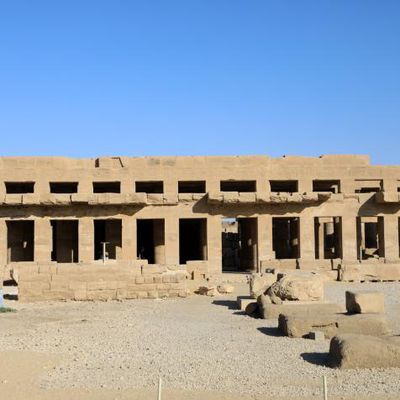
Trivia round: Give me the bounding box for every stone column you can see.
[318,220,325,260]
[34,218,52,262]
[299,216,315,260]
[207,215,222,275]
[153,219,166,264]
[342,217,358,262]
[0,219,7,265]
[257,215,273,266]
[121,216,136,261]
[165,216,179,265]
[78,217,94,262]
[383,215,399,261]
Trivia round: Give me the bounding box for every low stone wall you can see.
[340,262,400,282]
[13,262,188,302]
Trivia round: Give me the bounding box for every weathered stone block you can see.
[279,313,391,339]
[249,273,276,298]
[346,290,385,314]
[328,334,400,369]
[258,296,343,319]
[309,331,325,341]
[237,296,257,311]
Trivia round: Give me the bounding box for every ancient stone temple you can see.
[1,154,400,301]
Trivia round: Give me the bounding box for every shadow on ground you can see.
[301,352,328,366]
[257,327,283,337]
[212,300,238,310]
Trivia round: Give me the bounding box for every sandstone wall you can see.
[15,262,188,302]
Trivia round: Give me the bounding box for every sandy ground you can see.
[1,282,400,400]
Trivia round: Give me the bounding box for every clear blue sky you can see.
[0,1,399,164]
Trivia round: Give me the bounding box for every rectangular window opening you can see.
[220,180,256,192]
[270,180,298,193]
[178,181,206,193]
[50,182,78,194]
[135,181,164,194]
[313,180,341,194]
[5,182,35,194]
[355,180,383,194]
[93,181,121,193]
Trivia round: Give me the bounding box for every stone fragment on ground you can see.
[266,273,324,302]
[328,333,400,369]
[257,294,343,319]
[217,283,235,294]
[279,313,392,339]
[346,290,385,314]
[249,273,276,298]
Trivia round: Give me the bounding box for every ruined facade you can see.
[2,154,400,300]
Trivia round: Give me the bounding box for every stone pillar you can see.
[207,215,222,275]
[164,178,177,197]
[342,217,358,262]
[153,219,166,264]
[318,220,325,260]
[383,215,399,261]
[298,179,312,193]
[121,216,136,261]
[201,219,208,261]
[0,219,7,265]
[340,179,355,194]
[257,215,273,264]
[165,216,179,265]
[382,179,397,193]
[120,176,132,195]
[79,217,94,262]
[299,216,315,260]
[34,218,52,262]
[78,178,92,194]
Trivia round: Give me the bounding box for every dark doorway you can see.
[7,220,34,262]
[179,218,207,264]
[357,217,384,260]
[94,219,122,260]
[137,219,165,264]
[51,220,79,263]
[222,217,258,272]
[272,217,300,259]
[314,217,342,259]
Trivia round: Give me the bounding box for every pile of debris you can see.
[238,271,341,318]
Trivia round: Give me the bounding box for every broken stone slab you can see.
[217,283,235,294]
[279,313,391,339]
[237,296,257,312]
[267,273,324,302]
[249,273,276,298]
[346,290,385,314]
[328,334,400,369]
[197,286,219,296]
[309,331,325,341]
[257,295,343,319]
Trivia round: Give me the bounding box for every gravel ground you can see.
[1,282,400,399]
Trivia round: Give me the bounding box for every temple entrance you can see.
[222,217,258,272]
